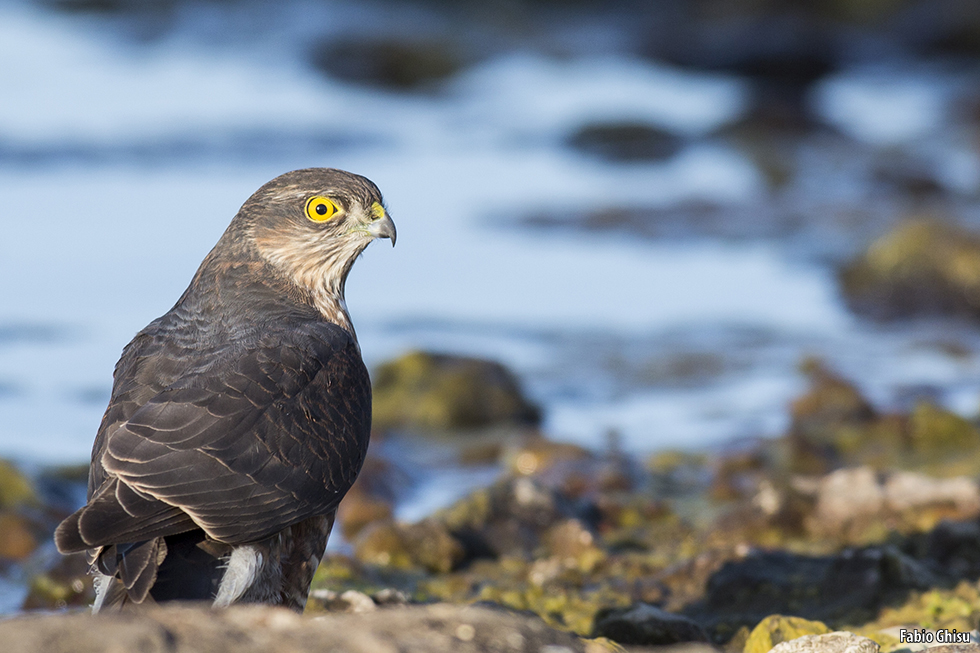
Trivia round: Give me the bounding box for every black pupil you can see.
[315,202,328,215]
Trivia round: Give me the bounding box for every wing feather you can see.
[55,321,371,553]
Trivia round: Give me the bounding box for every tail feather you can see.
[53,510,86,554]
[118,539,167,602]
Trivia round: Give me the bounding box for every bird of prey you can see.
[55,168,396,612]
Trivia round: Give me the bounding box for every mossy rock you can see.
[786,359,876,474]
[744,615,832,653]
[908,402,980,458]
[0,512,38,561]
[434,476,578,560]
[21,552,94,610]
[0,459,36,509]
[860,581,980,635]
[839,219,980,321]
[353,519,464,574]
[372,351,541,431]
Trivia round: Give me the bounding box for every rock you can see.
[353,518,464,573]
[867,582,980,638]
[788,359,876,474]
[566,122,683,163]
[308,588,377,613]
[0,603,591,653]
[542,519,603,571]
[768,632,879,653]
[336,454,402,541]
[928,645,980,653]
[503,438,593,478]
[884,472,980,515]
[372,351,541,431]
[743,615,831,653]
[592,603,709,646]
[21,551,94,610]
[0,459,36,509]
[921,521,980,579]
[0,511,38,561]
[811,467,884,534]
[907,402,980,460]
[691,547,937,632]
[338,485,395,542]
[839,219,980,321]
[310,37,465,91]
[436,476,580,560]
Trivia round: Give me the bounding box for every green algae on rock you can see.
[0,459,37,510]
[21,551,94,610]
[743,615,832,653]
[353,518,464,574]
[839,219,980,321]
[372,351,541,432]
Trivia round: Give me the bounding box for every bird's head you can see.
[229,168,396,306]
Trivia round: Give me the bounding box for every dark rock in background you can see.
[566,122,683,163]
[593,603,710,645]
[687,546,940,632]
[310,38,467,92]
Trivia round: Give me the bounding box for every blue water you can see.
[3,1,980,504]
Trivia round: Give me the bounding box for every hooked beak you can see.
[367,203,396,246]
[375,213,396,246]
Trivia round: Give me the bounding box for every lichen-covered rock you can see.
[436,476,580,561]
[353,518,464,573]
[21,551,94,610]
[336,454,402,541]
[788,359,876,474]
[907,402,980,460]
[542,519,604,572]
[0,511,38,561]
[372,351,541,431]
[839,219,980,321]
[0,459,36,509]
[592,603,709,646]
[744,615,832,653]
[566,122,683,162]
[769,632,879,653]
[503,438,593,478]
[864,580,980,636]
[338,485,395,542]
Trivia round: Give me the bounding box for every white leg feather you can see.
[91,572,112,614]
[213,545,263,608]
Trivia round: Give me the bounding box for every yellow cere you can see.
[305,196,339,222]
[371,202,386,220]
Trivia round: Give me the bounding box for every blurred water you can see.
[2,0,980,479]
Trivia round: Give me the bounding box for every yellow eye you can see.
[305,196,339,222]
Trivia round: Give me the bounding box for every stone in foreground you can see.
[0,603,591,653]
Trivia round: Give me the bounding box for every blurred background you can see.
[3,0,980,615]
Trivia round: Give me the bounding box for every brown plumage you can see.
[54,168,396,612]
